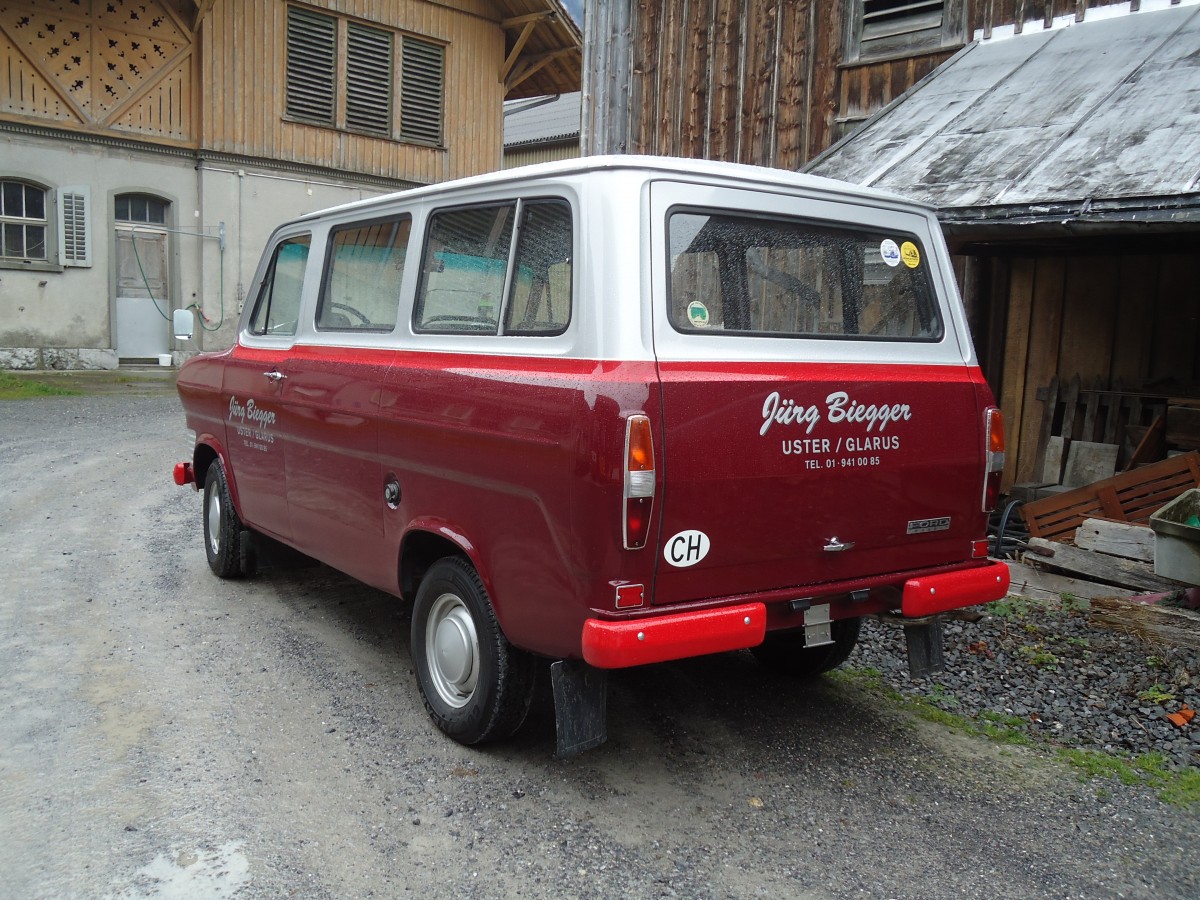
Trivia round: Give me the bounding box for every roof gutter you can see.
[939,194,1200,238]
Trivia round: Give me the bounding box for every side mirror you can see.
[173,308,195,341]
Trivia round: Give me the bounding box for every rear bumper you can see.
[901,560,1010,617]
[582,602,767,669]
[173,461,195,486]
[580,560,1010,669]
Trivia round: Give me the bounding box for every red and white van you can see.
[174,157,1009,755]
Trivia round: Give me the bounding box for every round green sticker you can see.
[687,300,710,328]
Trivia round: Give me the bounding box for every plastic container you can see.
[157,353,173,367]
[1150,489,1200,585]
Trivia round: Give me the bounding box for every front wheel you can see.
[202,459,252,578]
[411,557,536,745]
[750,616,861,677]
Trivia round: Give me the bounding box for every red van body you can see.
[175,157,1009,754]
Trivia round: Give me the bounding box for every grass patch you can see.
[1059,748,1200,806]
[1136,684,1176,705]
[837,667,1031,746]
[0,371,80,399]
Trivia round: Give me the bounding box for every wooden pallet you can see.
[1020,451,1200,541]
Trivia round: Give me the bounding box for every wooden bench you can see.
[1020,451,1200,541]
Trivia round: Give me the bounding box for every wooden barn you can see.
[583,0,1200,485]
[0,0,581,366]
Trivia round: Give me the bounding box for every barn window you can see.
[285,6,443,144]
[0,179,48,263]
[400,37,444,145]
[845,1,964,63]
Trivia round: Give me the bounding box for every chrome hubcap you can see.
[207,487,221,556]
[426,592,479,708]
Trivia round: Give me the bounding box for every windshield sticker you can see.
[686,300,711,328]
[880,239,901,267]
[761,390,912,468]
[901,241,921,269]
[228,396,276,453]
[664,530,710,568]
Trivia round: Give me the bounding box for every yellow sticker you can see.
[900,241,921,269]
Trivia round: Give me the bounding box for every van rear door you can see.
[648,181,990,607]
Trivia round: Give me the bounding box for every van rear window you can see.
[667,211,943,341]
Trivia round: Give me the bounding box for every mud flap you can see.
[550,659,608,758]
[238,531,258,578]
[904,620,945,679]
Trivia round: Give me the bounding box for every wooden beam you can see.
[192,0,217,33]
[501,20,538,83]
[505,48,573,93]
[1026,537,1185,594]
[1090,596,1200,650]
[1004,561,1134,604]
[500,12,555,30]
[1074,518,1155,563]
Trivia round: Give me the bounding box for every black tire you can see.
[751,616,862,678]
[202,459,251,579]
[411,556,536,745]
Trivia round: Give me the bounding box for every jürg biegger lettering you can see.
[762,390,911,462]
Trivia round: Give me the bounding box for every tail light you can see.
[623,414,656,549]
[982,407,1005,512]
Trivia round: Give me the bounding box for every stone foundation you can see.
[0,348,119,370]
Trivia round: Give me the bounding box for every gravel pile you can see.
[851,599,1200,770]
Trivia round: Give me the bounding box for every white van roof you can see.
[294,155,930,224]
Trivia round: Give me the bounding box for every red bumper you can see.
[901,561,1010,617]
[173,462,195,486]
[582,602,767,669]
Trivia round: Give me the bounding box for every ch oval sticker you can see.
[664,530,710,568]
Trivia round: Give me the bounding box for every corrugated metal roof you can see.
[503,92,581,147]
[807,2,1200,226]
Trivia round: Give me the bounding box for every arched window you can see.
[115,193,168,225]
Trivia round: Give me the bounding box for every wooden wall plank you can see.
[998,257,1035,489]
[1150,254,1198,383]
[1111,253,1157,382]
[1014,257,1066,484]
[774,0,807,169]
[740,0,774,166]
[1057,255,1118,383]
[709,0,739,162]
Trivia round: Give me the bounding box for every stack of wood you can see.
[1006,517,1200,650]
[1010,375,1200,503]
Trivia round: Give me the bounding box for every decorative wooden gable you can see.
[0,0,195,142]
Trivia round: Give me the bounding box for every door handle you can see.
[823,537,855,552]
[263,370,286,382]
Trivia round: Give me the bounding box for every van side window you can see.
[667,211,942,341]
[505,200,572,336]
[317,216,411,331]
[248,235,311,337]
[414,204,514,333]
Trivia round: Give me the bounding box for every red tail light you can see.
[983,407,1005,512]
[623,415,655,549]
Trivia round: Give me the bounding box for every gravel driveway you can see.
[1,389,1197,899]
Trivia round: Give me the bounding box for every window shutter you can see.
[861,0,944,42]
[401,37,444,145]
[346,23,392,136]
[59,186,90,268]
[286,8,336,125]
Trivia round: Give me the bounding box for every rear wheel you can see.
[751,616,861,677]
[202,460,251,578]
[411,557,536,744]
